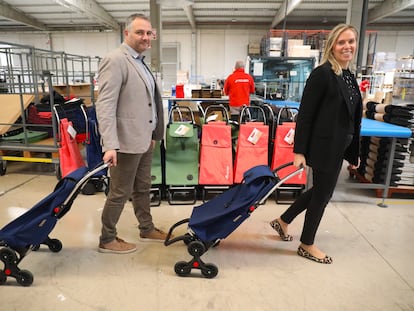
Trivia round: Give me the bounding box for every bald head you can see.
[235,61,245,69]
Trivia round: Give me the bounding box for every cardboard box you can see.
[268,50,282,57]
[288,45,311,57]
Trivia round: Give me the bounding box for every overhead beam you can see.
[270,0,303,29]
[183,4,196,31]
[0,1,48,31]
[368,0,414,22]
[53,0,119,30]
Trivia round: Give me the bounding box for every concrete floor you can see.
[0,162,413,311]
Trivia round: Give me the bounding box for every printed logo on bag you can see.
[247,128,263,145]
[284,128,295,145]
[174,124,190,136]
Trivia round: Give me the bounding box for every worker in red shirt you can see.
[224,60,255,120]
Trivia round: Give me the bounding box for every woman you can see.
[269,24,363,264]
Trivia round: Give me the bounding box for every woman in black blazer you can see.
[270,24,363,264]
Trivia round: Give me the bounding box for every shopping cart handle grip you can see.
[272,161,294,173]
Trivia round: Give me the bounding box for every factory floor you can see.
[0,161,413,311]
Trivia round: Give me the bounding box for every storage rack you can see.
[0,41,99,177]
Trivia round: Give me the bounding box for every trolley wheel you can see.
[0,270,7,285]
[0,161,6,176]
[201,263,219,279]
[187,241,206,257]
[94,179,104,192]
[0,247,17,264]
[32,245,40,251]
[48,239,62,252]
[15,270,34,287]
[174,261,191,277]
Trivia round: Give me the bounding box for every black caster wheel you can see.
[32,245,40,251]
[0,270,7,285]
[187,241,206,257]
[48,239,62,252]
[201,263,219,279]
[0,160,6,176]
[94,179,104,192]
[174,261,191,277]
[0,247,17,264]
[16,270,34,287]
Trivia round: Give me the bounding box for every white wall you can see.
[376,31,414,58]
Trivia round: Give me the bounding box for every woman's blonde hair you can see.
[320,23,358,76]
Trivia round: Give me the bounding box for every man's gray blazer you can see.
[96,44,164,154]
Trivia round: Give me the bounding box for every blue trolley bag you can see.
[80,106,109,195]
[188,165,277,242]
[0,163,108,286]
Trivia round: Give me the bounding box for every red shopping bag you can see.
[271,122,306,184]
[233,122,269,183]
[59,118,85,178]
[199,121,233,185]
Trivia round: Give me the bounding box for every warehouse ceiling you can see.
[0,0,413,33]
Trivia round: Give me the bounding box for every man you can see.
[96,13,166,254]
[223,60,255,118]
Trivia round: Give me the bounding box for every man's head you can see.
[235,60,245,69]
[124,14,153,54]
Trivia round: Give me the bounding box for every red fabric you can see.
[223,68,255,107]
[233,122,269,183]
[199,121,233,185]
[28,105,52,124]
[59,118,85,178]
[271,122,306,185]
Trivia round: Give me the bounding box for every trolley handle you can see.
[53,162,110,219]
[204,104,230,124]
[272,161,296,174]
[168,105,196,124]
[239,105,267,125]
[276,106,298,125]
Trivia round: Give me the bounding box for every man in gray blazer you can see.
[96,14,166,254]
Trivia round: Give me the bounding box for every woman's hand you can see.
[293,153,306,168]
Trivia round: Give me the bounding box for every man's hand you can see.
[103,149,117,167]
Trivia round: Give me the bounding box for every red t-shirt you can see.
[224,68,255,107]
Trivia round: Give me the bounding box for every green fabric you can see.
[151,140,162,185]
[1,130,48,143]
[165,122,199,186]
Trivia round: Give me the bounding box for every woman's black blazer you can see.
[293,62,362,172]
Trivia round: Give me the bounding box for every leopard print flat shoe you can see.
[269,219,293,241]
[297,246,333,264]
